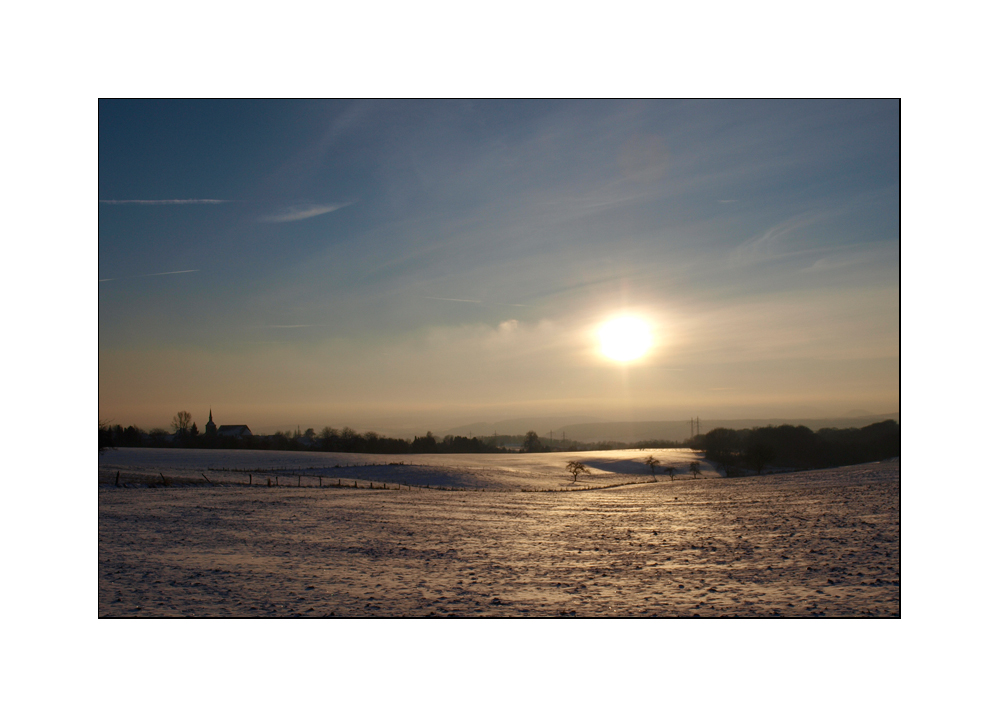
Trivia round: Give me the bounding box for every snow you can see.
[99,451,900,617]
[98,447,719,490]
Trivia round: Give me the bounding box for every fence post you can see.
[249,473,252,486]
[115,471,120,487]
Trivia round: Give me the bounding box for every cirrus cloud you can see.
[260,201,355,223]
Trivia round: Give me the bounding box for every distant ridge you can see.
[442,415,605,437]
[550,414,900,443]
[442,413,900,442]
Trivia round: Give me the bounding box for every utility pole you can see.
[697,416,700,435]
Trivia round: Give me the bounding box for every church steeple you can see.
[206,408,217,436]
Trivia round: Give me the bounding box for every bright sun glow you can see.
[598,316,653,362]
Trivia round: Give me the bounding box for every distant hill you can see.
[549,413,901,444]
[443,415,605,438]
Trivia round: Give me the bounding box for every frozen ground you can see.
[99,447,719,490]
[99,450,899,617]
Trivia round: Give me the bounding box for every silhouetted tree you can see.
[171,411,192,435]
[703,427,741,469]
[147,428,169,446]
[664,466,676,480]
[99,420,113,453]
[566,460,590,482]
[320,426,339,451]
[107,424,143,447]
[523,430,544,452]
[412,431,437,453]
[644,455,661,477]
[745,442,776,475]
[689,461,702,478]
[340,427,360,451]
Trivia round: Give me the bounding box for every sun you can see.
[598,316,653,362]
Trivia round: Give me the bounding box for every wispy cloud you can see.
[422,296,527,307]
[730,213,825,265]
[99,269,199,282]
[99,199,231,204]
[717,199,739,203]
[260,202,355,223]
[423,296,482,304]
[143,269,199,277]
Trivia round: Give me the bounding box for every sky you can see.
[99,99,899,435]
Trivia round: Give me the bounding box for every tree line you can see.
[99,414,899,473]
[100,420,521,454]
[98,420,686,455]
[692,420,900,475]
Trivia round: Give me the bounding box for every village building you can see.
[218,425,253,438]
[204,410,252,439]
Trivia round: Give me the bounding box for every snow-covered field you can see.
[99,447,719,490]
[99,449,899,617]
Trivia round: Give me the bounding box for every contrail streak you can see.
[423,296,483,303]
[99,199,231,204]
[99,270,199,282]
[141,270,200,277]
[422,296,526,307]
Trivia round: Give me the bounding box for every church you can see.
[204,409,253,439]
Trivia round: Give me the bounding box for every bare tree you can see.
[566,460,590,482]
[746,443,776,475]
[643,455,661,479]
[664,466,676,481]
[689,461,702,479]
[171,411,192,434]
[523,430,544,453]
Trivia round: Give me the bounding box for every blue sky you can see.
[99,100,899,434]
